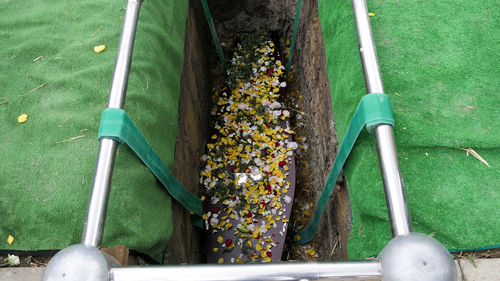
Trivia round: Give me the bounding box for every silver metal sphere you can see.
[379,233,457,281]
[42,244,113,281]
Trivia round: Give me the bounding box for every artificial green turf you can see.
[319,0,500,259]
[0,0,188,262]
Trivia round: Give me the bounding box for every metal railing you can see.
[352,0,412,238]
[41,0,456,280]
[82,0,142,248]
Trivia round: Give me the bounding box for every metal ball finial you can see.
[379,232,457,281]
[41,244,115,281]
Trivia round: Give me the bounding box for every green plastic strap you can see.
[286,0,302,78]
[200,0,226,72]
[98,108,203,217]
[295,93,394,244]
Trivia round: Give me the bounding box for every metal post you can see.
[82,0,143,247]
[110,262,382,281]
[352,0,412,236]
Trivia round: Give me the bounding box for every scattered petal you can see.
[7,254,20,266]
[17,114,28,123]
[306,248,316,257]
[93,45,106,53]
[7,235,14,245]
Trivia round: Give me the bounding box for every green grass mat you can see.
[0,0,188,262]
[319,0,500,259]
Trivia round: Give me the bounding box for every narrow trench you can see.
[171,0,351,264]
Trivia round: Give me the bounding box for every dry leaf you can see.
[456,147,490,168]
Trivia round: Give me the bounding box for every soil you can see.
[0,255,50,268]
[166,0,217,265]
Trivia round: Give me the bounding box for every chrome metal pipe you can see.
[82,0,143,247]
[374,125,411,236]
[110,262,382,281]
[108,0,143,109]
[352,0,383,94]
[352,0,411,236]
[82,139,118,247]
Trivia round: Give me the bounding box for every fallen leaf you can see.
[456,147,491,168]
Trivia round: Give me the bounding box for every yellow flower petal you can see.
[307,249,316,256]
[218,258,224,264]
[7,235,14,245]
[369,12,375,17]
[94,45,106,53]
[17,114,28,123]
